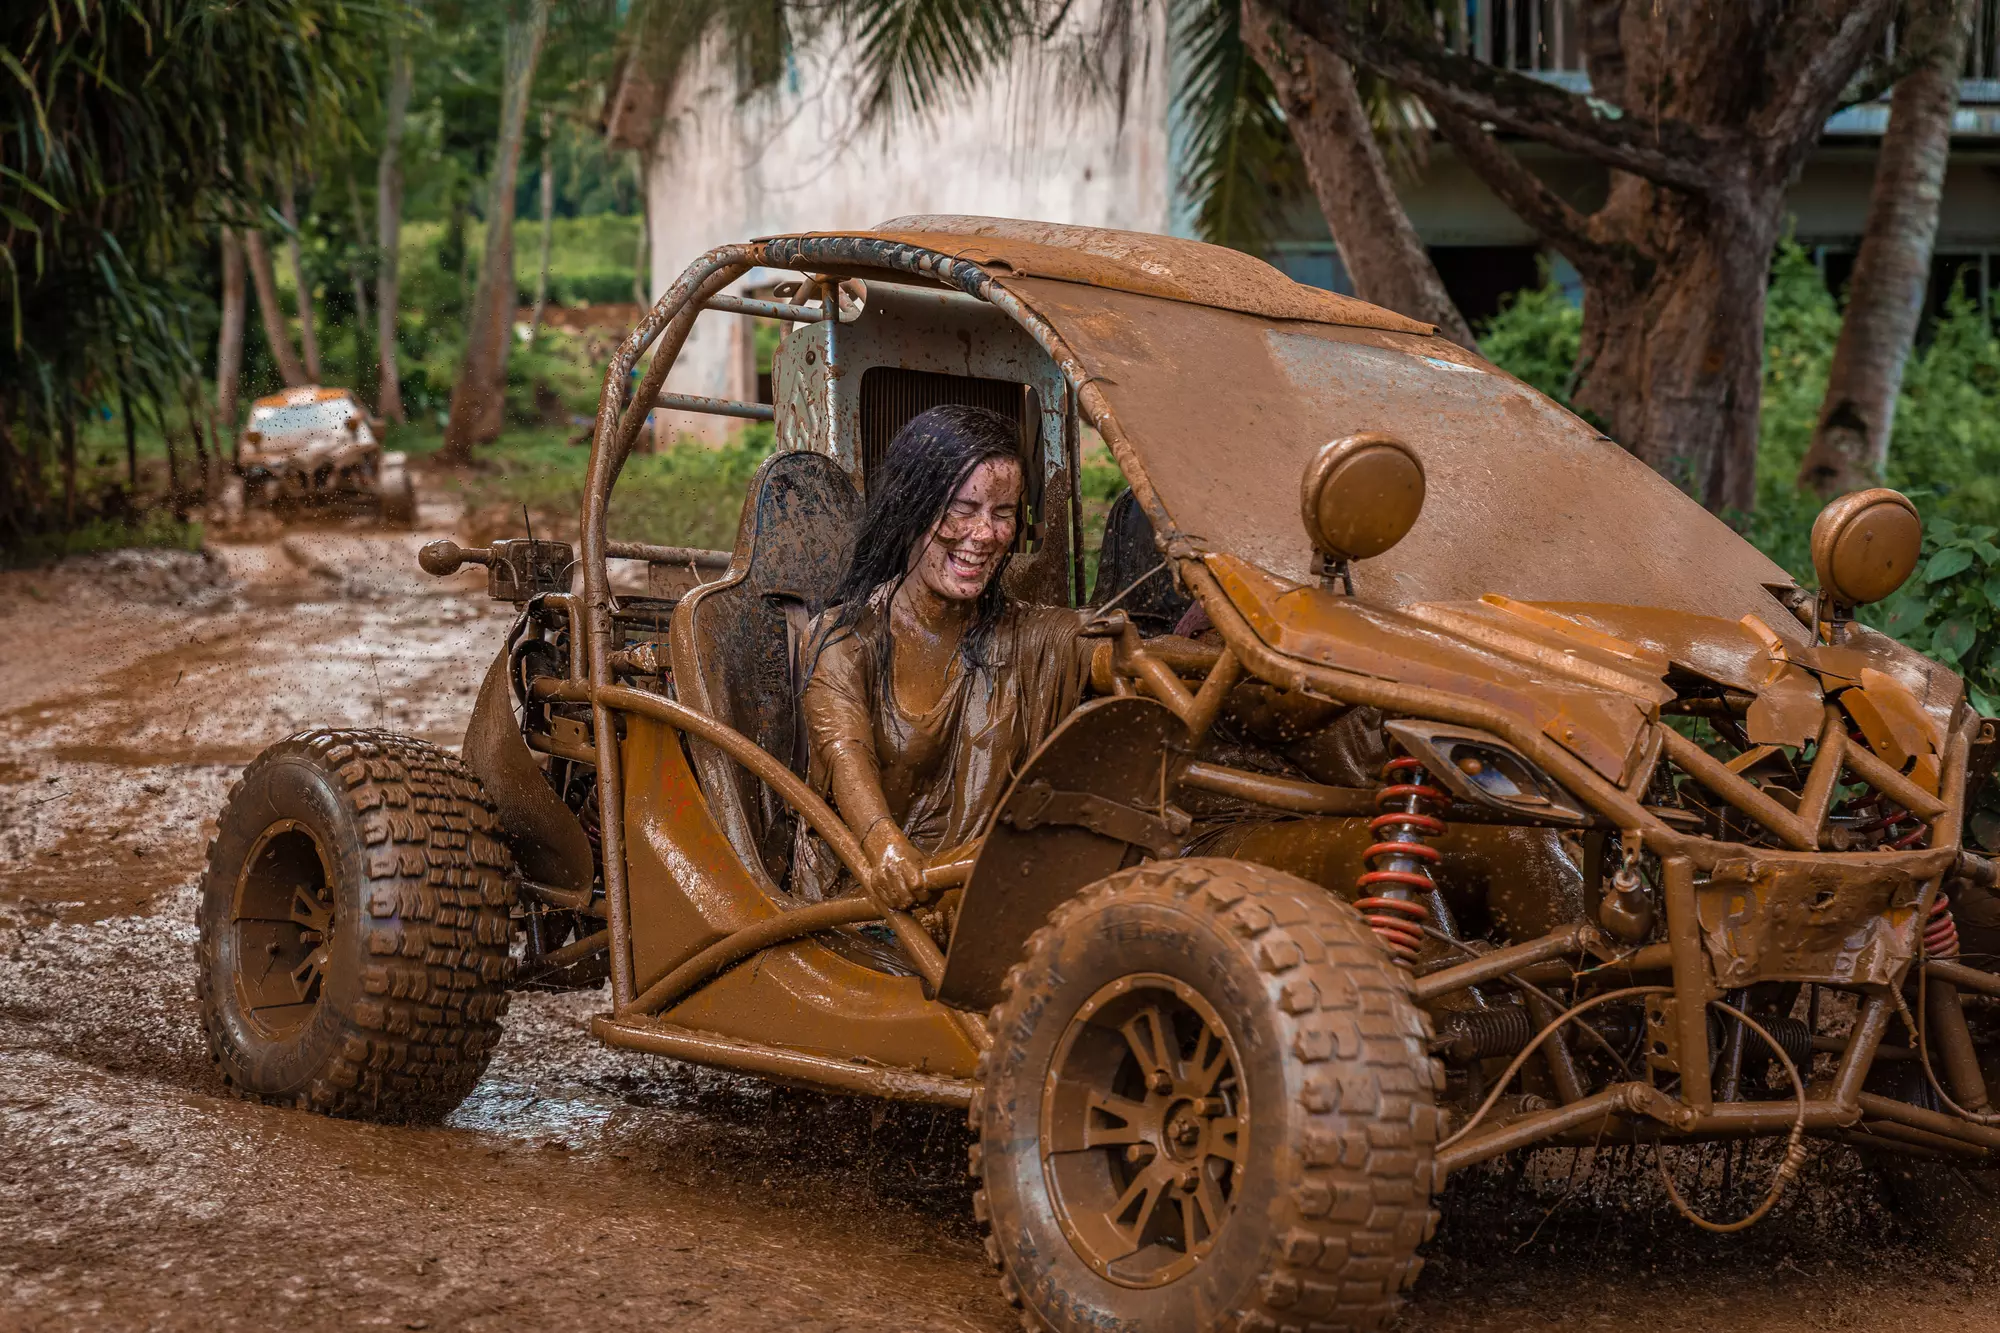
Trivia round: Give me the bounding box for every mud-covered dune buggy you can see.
[200,218,2000,1332]
[229,385,414,525]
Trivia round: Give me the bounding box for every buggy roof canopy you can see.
[759,218,1804,639]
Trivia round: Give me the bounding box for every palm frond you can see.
[1172,0,1305,254]
[837,0,1039,123]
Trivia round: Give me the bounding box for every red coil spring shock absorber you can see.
[1357,756,1450,963]
[1926,893,1961,958]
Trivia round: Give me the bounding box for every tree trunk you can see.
[215,225,248,448]
[376,35,412,425]
[246,228,309,388]
[530,109,555,341]
[182,379,215,502]
[279,172,323,383]
[345,175,375,404]
[1572,180,1778,513]
[442,0,550,464]
[158,399,181,497]
[1239,0,1474,348]
[119,379,138,490]
[632,156,650,309]
[1274,0,1897,516]
[1798,0,1973,498]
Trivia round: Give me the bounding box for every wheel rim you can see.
[1039,973,1247,1288]
[230,819,337,1040]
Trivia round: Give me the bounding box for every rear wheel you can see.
[196,729,516,1121]
[972,858,1441,1332]
[378,452,416,527]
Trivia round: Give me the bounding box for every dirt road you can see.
[5,524,2000,1332]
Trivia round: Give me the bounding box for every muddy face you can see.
[908,458,1020,603]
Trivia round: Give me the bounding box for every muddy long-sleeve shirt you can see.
[800,600,1094,877]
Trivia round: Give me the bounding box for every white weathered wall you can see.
[645,10,1170,439]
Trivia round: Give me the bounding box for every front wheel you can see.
[971,858,1441,1333]
[196,730,517,1121]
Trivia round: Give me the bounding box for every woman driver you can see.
[801,405,1094,911]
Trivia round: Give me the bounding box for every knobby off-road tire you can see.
[196,729,516,1121]
[971,858,1442,1333]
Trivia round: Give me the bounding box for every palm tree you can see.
[0,0,374,542]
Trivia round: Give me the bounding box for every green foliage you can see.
[0,0,380,546]
[1875,517,2000,716]
[1171,0,1305,254]
[1480,241,2000,712]
[2,509,204,568]
[1475,267,1582,406]
[414,424,775,551]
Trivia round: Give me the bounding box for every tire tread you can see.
[969,857,1439,1333]
[195,728,516,1122]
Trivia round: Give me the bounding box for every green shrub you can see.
[1875,517,2000,716]
[1477,268,1583,407]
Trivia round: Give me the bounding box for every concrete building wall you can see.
[643,11,1170,438]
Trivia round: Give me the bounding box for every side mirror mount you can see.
[1810,487,1921,637]
[1300,432,1425,594]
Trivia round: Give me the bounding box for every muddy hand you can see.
[862,819,928,911]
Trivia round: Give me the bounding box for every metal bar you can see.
[1840,1121,1992,1161]
[1813,1033,1914,1060]
[655,392,774,423]
[1927,957,2000,998]
[624,897,879,1017]
[1184,650,1244,743]
[1930,977,1991,1109]
[704,292,829,322]
[923,853,978,890]
[822,278,843,462]
[1844,741,1948,821]
[582,248,753,1009]
[1664,855,1713,1112]
[1178,761,1378,817]
[1794,707,1847,841]
[525,730,597,766]
[1413,923,1599,1003]
[519,876,596,912]
[1859,1091,2000,1151]
[1437,1082,1675,1174]
[1686,1100,1851,1132]
[1832,994,1893,1109]
[592,1015,976,1107]
[605,540,732,569]
[529,927,608,971]
[1661,726,1815,850]
[1525,989,1587,1104]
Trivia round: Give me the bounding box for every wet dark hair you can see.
[821,404,1023,671]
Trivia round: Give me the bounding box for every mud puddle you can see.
[7,526,2000,1330]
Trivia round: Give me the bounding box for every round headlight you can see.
[1300,432,1426,567]
[1810,487,1921,609]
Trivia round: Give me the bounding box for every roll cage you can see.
[555,230,1994,1173]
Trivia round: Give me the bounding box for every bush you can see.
[1479,244,2000,704]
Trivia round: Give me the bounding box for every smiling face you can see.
[909,457,1023,603]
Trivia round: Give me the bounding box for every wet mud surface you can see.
[6,522,2000,1330]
